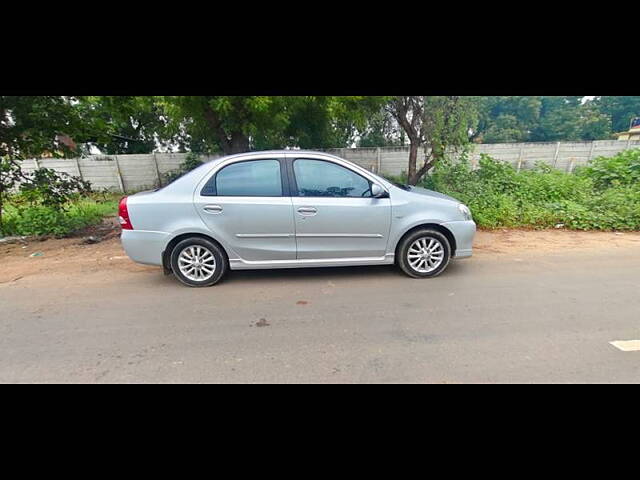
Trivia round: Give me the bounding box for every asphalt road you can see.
[1,245,639,383]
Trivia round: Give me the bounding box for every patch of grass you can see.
[1,194,119,237]
[386,149,640,231]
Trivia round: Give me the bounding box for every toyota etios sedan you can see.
[120,151,476,287]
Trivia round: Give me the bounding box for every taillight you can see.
[119,196,134,230]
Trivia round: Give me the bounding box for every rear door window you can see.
[202,159,283,196]
[293,159,371,198]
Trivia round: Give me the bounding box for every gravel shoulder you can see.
[2,219,640,285]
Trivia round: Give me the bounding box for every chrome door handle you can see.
[297,207,317,216]
[203,205,223,214]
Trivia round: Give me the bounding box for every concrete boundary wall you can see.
[18,140,640,192]
[322,140,640,176]
[18,153,222,193]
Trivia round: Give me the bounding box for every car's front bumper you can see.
[442,220,476,258]
[121,230,170,266]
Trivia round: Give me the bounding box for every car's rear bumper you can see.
[442,220,476,258]
[121,230,169,266]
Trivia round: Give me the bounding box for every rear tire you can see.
[397,228,451,278]
[170,237,227,287]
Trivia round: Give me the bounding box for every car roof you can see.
[212,149,392,189]
[218,150,343,161]
[158,149,392,195]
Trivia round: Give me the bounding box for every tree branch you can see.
[414,157,435,182]
[389,98,418,142]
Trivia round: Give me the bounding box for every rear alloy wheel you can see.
[397,229,451,278]
[170,237,227,287]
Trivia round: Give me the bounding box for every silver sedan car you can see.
[120,150,476,287]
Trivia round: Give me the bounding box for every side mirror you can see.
[371,183,388,198]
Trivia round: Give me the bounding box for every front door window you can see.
[293,159,372,198]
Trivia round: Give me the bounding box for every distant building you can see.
[616,117,640,141]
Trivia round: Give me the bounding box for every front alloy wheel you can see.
[407,237,445,273]
[397,228,451,278]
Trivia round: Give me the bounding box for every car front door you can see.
[195,157,296,261]
[289,157,392,260]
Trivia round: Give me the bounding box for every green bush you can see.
[19,167,93,209]
[579,149,640,189]
[1,164,99,237]
[387,150,640,231]
[2,197,118,237]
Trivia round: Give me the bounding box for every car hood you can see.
[407,186,461,204]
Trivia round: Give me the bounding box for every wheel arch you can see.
[394,223,457,259]
[162,232,230,274]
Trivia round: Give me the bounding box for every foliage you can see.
[579,149,640,189]
[0,96,97,232]
[385,96,478,185]
[593,96,640,133]
[159,96,385,155]
[2,196,118,237]
[389,150,640,231]
[161,96,291,155]
[473,96,541,143]
[76,96,176,154]
[18,168,92,209]
[72,95,638,152]
[356,108,404,147]
[279,96,383,150]
[2,166,93,236]
[473,96,612,143]
[532,97,611,142]
[0,96,90,160]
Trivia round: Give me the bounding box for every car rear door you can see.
[288,156,391,260]
[194,156,296,261]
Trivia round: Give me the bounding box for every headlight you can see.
[458,203,472,221]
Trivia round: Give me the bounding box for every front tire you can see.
[397,229,451,278]
[170,237,227,287]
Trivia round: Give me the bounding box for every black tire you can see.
[170,237,227,287]
[397,228,451,279]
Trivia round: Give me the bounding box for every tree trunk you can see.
[0,160,7,234]
[227,132,250,155]
[413,158,436,185]
[0,181,4,235]
[407,142,419,185]
[410,146,442,185]
[202,104,250,155]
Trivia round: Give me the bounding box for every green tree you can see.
[0,96,91,232]
[475,96,611,143]
[357,108,404,147]
[573,101,613,140]
[473,96,541,143]
[77,96,174,154]
[160,96,291,155]
[282,96,383,149]
[530,96,610,141]
[593,96,640,133]
[160,96,384,154]
[386,96,477,185]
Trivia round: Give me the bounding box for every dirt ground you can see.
[2,216,640,285]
